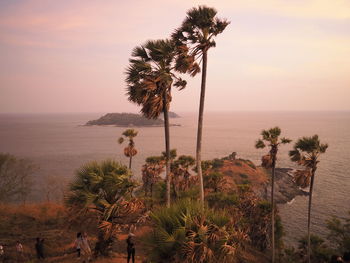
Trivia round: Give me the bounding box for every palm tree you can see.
[126,39,189,207]
[255,127,291,263]
[65,160,142,255]
[118,129,138,169]
[174,155,195,191]
[172,6,230,206]
[289,135,328,263]
[142,156,164,202]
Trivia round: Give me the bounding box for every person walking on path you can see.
[126,233,135,263]
[75,233,83,258]
[35,237,44,260]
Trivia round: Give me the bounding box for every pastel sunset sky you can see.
[1,0,349,113]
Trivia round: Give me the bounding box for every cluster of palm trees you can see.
[125,5,229,208]
[256,127,328,263]
[123,5,329,263]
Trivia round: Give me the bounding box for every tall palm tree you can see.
[255,127,291,263]
[172,6,229,206]
[126,39,188,207]
[118,129,138,169]
[289,135,328,263]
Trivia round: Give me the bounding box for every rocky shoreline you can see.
[257,168,308,204]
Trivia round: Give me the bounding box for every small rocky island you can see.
[86,112,180,127]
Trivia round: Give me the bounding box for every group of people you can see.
[0,232,136,263]
[0,239,44,262]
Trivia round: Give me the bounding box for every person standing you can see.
[16,241,24,262]
[75,233,83,258]
[126,234,135,263]
[35,237,44,260]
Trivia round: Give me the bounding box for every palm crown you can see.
[255,127,292,150]
[289,135,328,169]
[172,6,230,55]
[126,39,187,119]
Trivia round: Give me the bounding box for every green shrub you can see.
[212,158,224,169]
[241,179,251,185]
[239,173,248,179]
[144,199,243,263]
[207,192,239,209]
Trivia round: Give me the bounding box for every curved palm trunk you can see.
[163,92,171,208]
[196,50,208,207]
[307,167,316,263]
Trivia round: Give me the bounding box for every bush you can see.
[239,173,248,179]
[144,199,245,263]
[207,192,239,209]
[212,158,224,169]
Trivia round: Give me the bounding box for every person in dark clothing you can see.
[126,234,135,263]
[35,237,44,259]
[75,232,82,258]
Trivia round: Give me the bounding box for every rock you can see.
[258,168,308,204]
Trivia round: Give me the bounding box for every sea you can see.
[0,111,349,246]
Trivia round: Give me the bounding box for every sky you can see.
[0,0,349,113]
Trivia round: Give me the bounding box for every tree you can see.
[118,129,138,169]
[65,160,143,256]
[255,127,291,263]
[174,155,195,191]
[142,156,164,202]
[204,171,225,193]
[172,6,230,206]
[289,135,328,263]
[126,39,189,207]
[298,235,332,263]
[0,153,35,204]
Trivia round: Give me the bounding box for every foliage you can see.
[125,38,192,207]
[255,126,291,168]
[298,235,332,263]
[144,199,246,263]
[172,5,230,207]
[212,158,224,169]
[326,211,350,254]
[207,192,239,209]
[163,151,197,199]
[142,156,164,203]
[172,6,230,56]
[65,160,144,256]
[289,135,328,169]
[289,135,328,263]
[118,129,138,169]
[125,39,188,119]
[0,153,36,203]
[204,172,226,192]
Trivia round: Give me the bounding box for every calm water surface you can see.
[0,111,349,245]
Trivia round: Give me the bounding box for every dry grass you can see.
[212,159,269,192]
[0,203,149,262]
